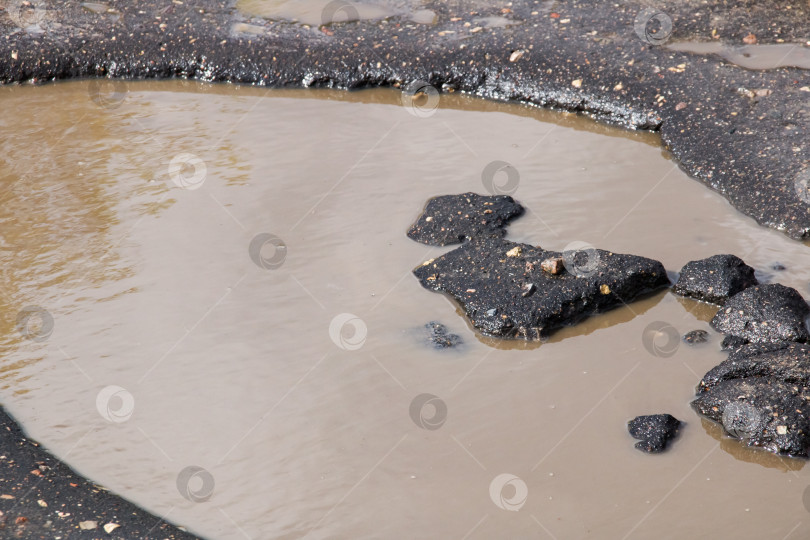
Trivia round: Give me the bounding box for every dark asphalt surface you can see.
[711,283,810,344]
[673,254,758,305]
[0,406,201,539]
[413,236,670,339]
[407,192,524,246]
[627,414,682,454]
[693,374,810,457]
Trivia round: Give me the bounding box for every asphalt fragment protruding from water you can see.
[692,376,810,457]
[0,406,199,539]
[413,237,669,339]
[710,283,810,345]
[683,329,709,344]
[673,254,758,305]
[627,414,682,453]
[406,193,524,246]
[693,342,810,456]
[697,342,810,393]
[423,321,463,349]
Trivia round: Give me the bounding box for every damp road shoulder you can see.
[0,406,202,539]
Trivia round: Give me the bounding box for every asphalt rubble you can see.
[675,256,810,457]
[409,193,810,458]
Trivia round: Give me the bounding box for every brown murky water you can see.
[235,0,514,27]
[238,0,418,26]
[2,80,810,539]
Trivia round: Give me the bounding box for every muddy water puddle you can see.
[237,0,419,26]
[2,80,810,538]
[668,41,810,70]
[235,0,515,28]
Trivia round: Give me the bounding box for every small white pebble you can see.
[509,49,526,62]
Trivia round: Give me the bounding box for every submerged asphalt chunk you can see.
[683,329,709,344]
[423,321,463,349]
